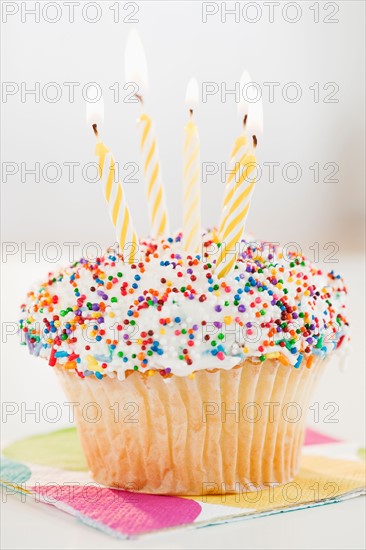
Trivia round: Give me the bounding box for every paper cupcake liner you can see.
[56,358,324,495]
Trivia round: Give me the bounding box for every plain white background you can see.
[1,1,365,549]
[1,0,365,247]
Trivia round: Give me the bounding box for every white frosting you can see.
[20,232,349,379]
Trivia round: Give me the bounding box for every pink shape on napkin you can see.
[304,428,342,446]
[33,485,201,536]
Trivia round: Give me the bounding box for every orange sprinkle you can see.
[278,354,290,366]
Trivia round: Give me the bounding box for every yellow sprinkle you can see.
[109,312,115,318]
[288,277,293,282]
[266,352,280,359]
[188,373,195,379]
[276,283,283,289]
[137,339,142,345]
[224,316,232,325]
[54,320,61,328]
[166,280,172,287]
[86,354,98,368]
[148,369,155,376]
[28,316,35,323]
[243,347,249,354]
[160,328,166,335]
[214,290,220,297]
[304,290,310,296]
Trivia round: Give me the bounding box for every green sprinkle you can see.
[316,336,324,349]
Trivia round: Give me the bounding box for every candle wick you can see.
[135,93,144,105]
[189,108,193,117]
[243,114,248,128]
[92,124,99,138]
[252,135,258,148]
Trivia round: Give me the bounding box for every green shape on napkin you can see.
[3,428,88,471]
[357,448,366,461]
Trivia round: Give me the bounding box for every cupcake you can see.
[20,232,348,495]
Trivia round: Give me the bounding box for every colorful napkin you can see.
[1,428,365,538]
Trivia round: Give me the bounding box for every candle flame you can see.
[86,95,104,128]
[185,77,199,110]
[125,29,149,94]
[238,70,252,119]
[247,99,264,139]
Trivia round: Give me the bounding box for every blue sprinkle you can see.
[294,354,303,368]
[55,351,68,358]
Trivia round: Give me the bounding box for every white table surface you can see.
[1,254,365,549]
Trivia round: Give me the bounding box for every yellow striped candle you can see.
[137,111,169,238]
[218,129,250,236]
[183,78,201,254]
[218,71,252,235]
[87,99,139,263]
[215,99,263,279]
[125,29,169,239]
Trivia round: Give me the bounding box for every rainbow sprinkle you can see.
[19,231,349,380]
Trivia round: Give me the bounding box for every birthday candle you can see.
[218,129,250,237]
[183,78,201,253]
[137,112,169,238]
[218,71,252,235]
[125,30,169,239]
[215,99,263,279]
[86,98,139,263]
